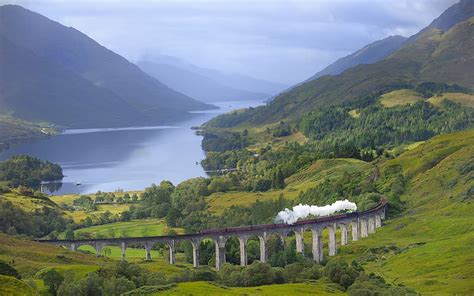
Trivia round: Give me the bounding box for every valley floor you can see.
[1,130,473,295]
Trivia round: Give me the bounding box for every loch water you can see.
[0,101,262,194]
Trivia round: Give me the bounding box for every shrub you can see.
[0,260,21,279]
[193,267,217,281]
[242,261,275,286]
[40,268,64,295]
[324,259,359,289]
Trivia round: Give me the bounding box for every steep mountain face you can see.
[267,1,474,103]
[141,54,288,96]
[210,17,474,126]
[0,36,140,127]
[300,0,473,85]
[306,35,407,81]
[0,5,212,127]
[407,0,474,43]
[138,61,267,102]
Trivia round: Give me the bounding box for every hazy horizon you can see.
[2,0,458,84]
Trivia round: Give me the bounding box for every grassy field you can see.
[379,89,474,109]
[379,89,424,107]
[0,114,56,153]
[0,191,135,223]
[0,275,38,296]
[0,234,108,278]
[49,192,141,222]
[335,130,474,294]
[154,280,345,295]
[427,92,474,108]
[0,191,57,211]
[69,218,184,239]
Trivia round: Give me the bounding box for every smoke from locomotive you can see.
[275,199,357,224]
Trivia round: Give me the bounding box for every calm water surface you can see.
[0,101,262,194]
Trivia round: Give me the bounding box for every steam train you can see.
[199,198,387,235]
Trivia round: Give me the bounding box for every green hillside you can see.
[204,129,474,294]
[0,275,38,296]
[207,17,474,128]
[68,218,184,239]
[0,130,472,295]
[337,130,474,294]
[0,115,55,152]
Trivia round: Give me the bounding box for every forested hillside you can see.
[0,2,473,295]
[1,128,472,295]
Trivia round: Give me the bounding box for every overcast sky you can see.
[3,0,458,84]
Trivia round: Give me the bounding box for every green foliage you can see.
[348,273,418,296]
[121,283,177,295]
[0,199,72,237]
[208,176,233,193]
[272,121,292,137]
[129,181,174,219]
[415,82,470,98]
[65,229,75,240]
[0,155,63,188]
[300,100,474,148]
[0,260,21,279]
[40,268,64,295]
[73,195,97,211]
[271,168,285,189]
[57,261,172,296]
[201,131,250,152]
[218,261,322,288]
[324,259,359,289]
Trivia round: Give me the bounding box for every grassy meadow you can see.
[153,280,345,295]
[68,218,184,239]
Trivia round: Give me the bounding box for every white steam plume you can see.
[275,199,357,224]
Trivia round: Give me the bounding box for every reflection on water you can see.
[0,101,263,195]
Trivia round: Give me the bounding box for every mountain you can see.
[0,5,212,128]
[267,1,474,102]
[407,0,474,43]
[207,17,474,127]
[300,0,474,85]
[141,54,288,97]
[137,60,268,102]
[0,36,141,127]
[306,35,407,82]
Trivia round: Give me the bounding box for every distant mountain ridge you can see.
[0,5,212,128]
[207,16,474,127]
[139,54,288,98]
[138,60,269,103]
[306,35,407,82]
[406,0,474,43]
[293,0,474,88]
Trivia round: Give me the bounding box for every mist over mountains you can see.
[138,55,287,103]
[207,6,474,126]
[268,0,474,102]
[0,5,213,128]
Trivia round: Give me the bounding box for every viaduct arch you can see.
[41,199,387,270]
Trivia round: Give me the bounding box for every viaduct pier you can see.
[41,199,387,270]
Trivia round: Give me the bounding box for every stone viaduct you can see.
[41,199,387,270]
